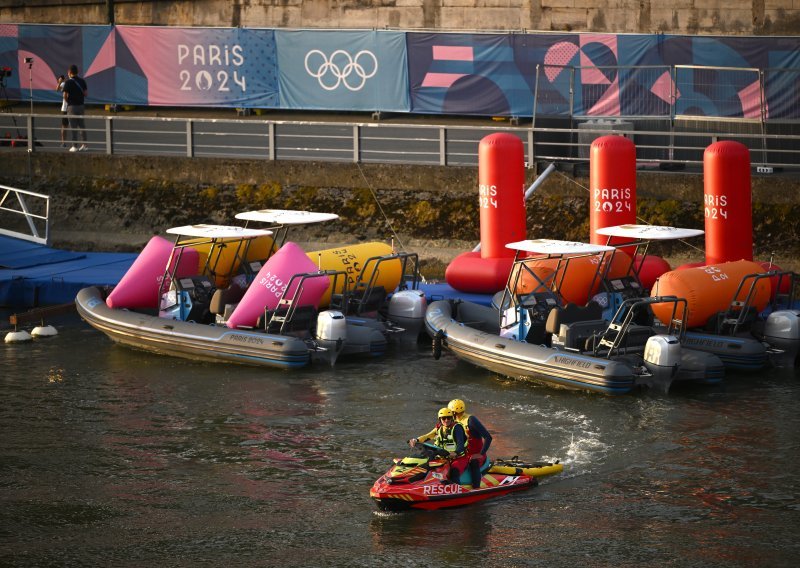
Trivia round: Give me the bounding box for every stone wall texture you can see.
[2,0,800,35]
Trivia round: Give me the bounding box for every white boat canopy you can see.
[595,224,704,240]
[505,239,616,255]
[235,209,339,225]
[166,224,273,239]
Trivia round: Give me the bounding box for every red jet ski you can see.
[370,442,563,511]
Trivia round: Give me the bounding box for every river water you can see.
[2,315,799,566]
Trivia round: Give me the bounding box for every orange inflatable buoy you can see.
[514,250,632,306]
[650,260,771,328]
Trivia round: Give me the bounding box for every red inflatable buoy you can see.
[446,133,527,293]
[634,254,671,291]
[478,133,527,258]
[589,136,636,251]
[704,141,753,265]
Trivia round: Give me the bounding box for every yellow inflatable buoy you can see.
[190,234,277,287]
[308,242,402,307]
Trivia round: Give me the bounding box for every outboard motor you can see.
[760,310,800,367]
[387,290,427,342]
[642,335,681,387]
[315,310,347,366]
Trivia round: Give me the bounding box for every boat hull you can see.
[76,286,312,369]
[426,299,640,395]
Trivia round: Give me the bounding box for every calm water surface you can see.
[2,316,799,566]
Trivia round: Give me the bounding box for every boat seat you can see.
[587,323,655,352]
[265,305,318,334]
[209,284,246,316]
[347,286,387,315]
[545,302,603,335]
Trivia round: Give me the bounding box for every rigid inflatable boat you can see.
[426,239,725,395]
[595,225,800,369]
[77,217,426,369]
[370,442,563,511]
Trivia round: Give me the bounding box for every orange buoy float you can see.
[650,260,771,328]
[514,249,632,306]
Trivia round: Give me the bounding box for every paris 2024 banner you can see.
[0,23,798,119]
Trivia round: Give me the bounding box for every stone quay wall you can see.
[2,0,799,35]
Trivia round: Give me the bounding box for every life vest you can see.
[433,425,457,453]
[455,413,483,455]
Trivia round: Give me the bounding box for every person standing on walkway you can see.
[62,64,88,152]
[55,75,68,147]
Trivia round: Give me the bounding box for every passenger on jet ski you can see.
[448,398,493,489]
[408,407,461,453]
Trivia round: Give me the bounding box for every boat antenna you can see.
[356,162,406,251]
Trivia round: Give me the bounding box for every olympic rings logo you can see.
[304,49,378,91]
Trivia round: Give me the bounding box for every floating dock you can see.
[0,235,136,308]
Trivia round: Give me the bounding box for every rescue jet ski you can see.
[370,442,563,511]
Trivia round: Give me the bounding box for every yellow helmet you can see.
[438,407,454,418]
[448,399,466,414]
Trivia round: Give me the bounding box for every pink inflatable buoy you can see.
[107,236,199,309]
[226,242,329,329]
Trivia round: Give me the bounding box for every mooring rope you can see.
[554,169,705,258]
[356,162,406,252]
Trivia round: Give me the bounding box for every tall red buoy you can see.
[589,135,636,247]
[704,141,752,265]
[478,133,526,258]
[446,133,527,293]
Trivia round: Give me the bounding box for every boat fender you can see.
[432,330,444,360]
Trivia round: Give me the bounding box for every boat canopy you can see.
[506,239,615,255]
[235,209,339,225]
[596,224,704,241]
[165,224,273,239]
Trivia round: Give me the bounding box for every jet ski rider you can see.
[408,407,462,454]
[448,398,492,489]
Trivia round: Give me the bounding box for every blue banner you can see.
[276,30,409,112]
[408,33,535,117]
[2,25,799,118]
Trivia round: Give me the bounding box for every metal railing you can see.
[1,110,799,171]
[0,184,50,245]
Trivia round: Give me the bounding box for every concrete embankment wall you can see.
[2,152,799,265]
[2,0,800,35]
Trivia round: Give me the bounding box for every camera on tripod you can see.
[24,57,33,65]
[1,67,11,78]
